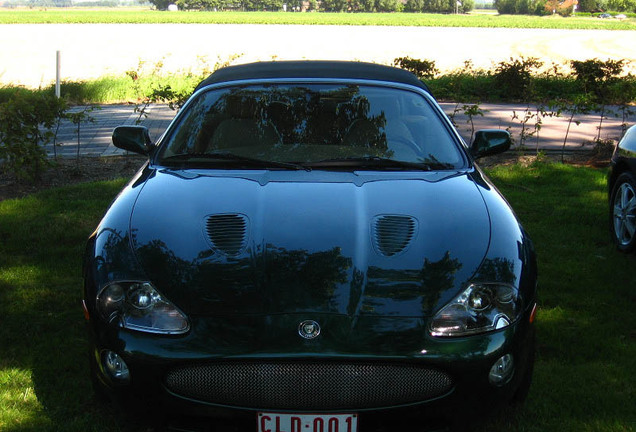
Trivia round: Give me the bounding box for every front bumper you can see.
[88,310,535,432]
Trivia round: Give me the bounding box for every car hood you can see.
[129,169,491,318]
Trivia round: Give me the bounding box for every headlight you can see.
[96,281,189,334]
[429,283,522,337]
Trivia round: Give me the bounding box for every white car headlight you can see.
[96,281,189,335]
[429,283,522,337]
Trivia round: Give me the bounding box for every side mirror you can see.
[112,126,153,156]
[470,130,512,159]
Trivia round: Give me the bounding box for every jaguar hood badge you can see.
[298,320,321,339]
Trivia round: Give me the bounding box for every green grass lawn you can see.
[0,9,635,29]
[479,162,636,431]
[0,179,127,431]
[0,161,634,431]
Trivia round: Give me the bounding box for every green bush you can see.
[0,92,67,181]
[570,58,625,97]
[393,56,439,79]
[390,56,636,105]
[493,57,543,100]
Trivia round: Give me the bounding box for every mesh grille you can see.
[164,361,453,410]
[205,214,248,256]
[373,215,417,257]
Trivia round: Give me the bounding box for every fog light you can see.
[489,354,514,386]
[102,350,130,383]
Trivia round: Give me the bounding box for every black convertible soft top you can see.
[194,61,430,93]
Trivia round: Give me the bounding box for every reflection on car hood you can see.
[130,169,491,318]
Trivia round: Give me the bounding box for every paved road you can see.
[49,104,174,157]
[2,24,636,88]
[47,102,629,158]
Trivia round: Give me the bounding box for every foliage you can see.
[509,103,561,150]
[548,94,597,161]
[3,56,636,109]
[611,77,636,137]
[403,0,474,12]
[0,90,103,179]
[168,0,390,10]
[428,60,492,102]
[461,103,484,142]
[393,57,439,80]
[148,0,172,9]
[461,0,476,12]
[126,53,243,122]
[543,0,577,15]
[0,91,67,181]
[494,0,543,14]
[174,0,220,10]
[376,0,405,11]
[126,58,193,122]
[493,57,543,101]
[570,58,625,96]
[604,0,636,11]
[576,0,599,11]
[393,55,634,149]
[65,106,99,163]
[133,84,190,123]
[570,58,625,139]
[320,0,348,10]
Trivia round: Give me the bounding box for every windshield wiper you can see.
[161,152,311,171]
[305,156,440,171]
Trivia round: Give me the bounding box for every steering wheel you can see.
[388,137,423,159]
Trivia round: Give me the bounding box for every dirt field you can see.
[1,24,636,87]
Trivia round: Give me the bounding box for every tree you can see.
[321,0,348,10]
[404,0,425,10]
[577,0,601,10]
[148,0,172,9]
[607,0,636,10]
[359,0,375,10]
[494,0,542,13]
[544,0,577,14]
[459,0,474,11]
[176,0,212,9]
[260,0,283,10]
[494,0,516,12]
[400,0,472,11]
[286,0,304,10]
[376,0,402,10]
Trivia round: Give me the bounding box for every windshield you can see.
[157,83,465,170]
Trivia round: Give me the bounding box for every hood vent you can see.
[373,215,417,257]
[205,214,248,256]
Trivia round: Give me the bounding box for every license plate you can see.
[258,412,358,432]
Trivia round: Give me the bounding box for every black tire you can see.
[610,171,636,253]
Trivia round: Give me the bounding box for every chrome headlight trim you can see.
[429,283,522,338]
[96,281,190,335]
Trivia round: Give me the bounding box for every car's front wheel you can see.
[610,172,636,252]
